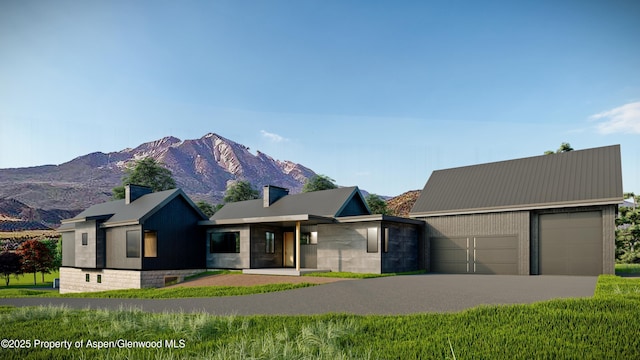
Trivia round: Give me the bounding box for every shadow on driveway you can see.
[0,275,598,315]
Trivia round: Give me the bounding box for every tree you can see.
[112,157,176,199]
[16,240,53,285]
[366,194,390,215]
[43,237,62,269]
[617,199,640,263]
[544,142,574,155]
[0,252,22,286]
[196,201,217,218]
[223,180,259,203]
[302,174,338,193]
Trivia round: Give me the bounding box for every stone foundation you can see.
[59,267,205,294]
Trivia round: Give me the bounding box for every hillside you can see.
[386,190,422,217]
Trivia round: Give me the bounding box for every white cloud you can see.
[260,130,288,143]
[590,101,640,134]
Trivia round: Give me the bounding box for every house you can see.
[201,185,423,274]
[410,145,623,276]
[58,185,208,293]
[57,144,622,293]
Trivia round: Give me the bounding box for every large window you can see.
[367,227,378,253]
[300,232,318,245]
[144,231,158,258]
[126,230,141,258]
[81,233,88,246]
[265,232,275,254]
[210,232,240,253]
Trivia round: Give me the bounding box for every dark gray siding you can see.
[207,226,250,269]
[381,222,420,273]
[422,211,530,275]
[61,232,75,267]
[250,225,283,268]
[142,196,206,270]
[301,245,317,268]
[337,196,370,217]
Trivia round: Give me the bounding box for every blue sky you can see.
[1,0,639,197]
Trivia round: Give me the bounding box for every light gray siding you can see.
[317,223,382,273]
[206,226,250,269]
[301,245,317,268]
[61,231,75,267]
[422,211,530,275]
[106,225,142,269]
[74,221,97,268]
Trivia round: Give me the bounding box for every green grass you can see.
[0,282,317,299]
[1,275,639,359]
[2,271,59,288]
[303,269,426,279]
[615,263,640,275]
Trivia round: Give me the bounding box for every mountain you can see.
[0,198,78,231]
[0,133,317,218]
[386,190,422,217]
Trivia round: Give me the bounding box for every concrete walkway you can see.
[0,275,598,315]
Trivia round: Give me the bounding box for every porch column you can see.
[296,221,301,272]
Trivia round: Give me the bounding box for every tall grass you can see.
[1,275,639,359]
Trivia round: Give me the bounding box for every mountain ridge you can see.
[0,133,316,214]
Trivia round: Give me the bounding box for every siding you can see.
[106,225,142,269]
[207,226,250,269]
[317,223,382,274]
[422,211,530,275]
[250,225,284,268]
[61,232,75,267]
[381,222,420,273]
[142,196,206,270]
[74,220,97,268]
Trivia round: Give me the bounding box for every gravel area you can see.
[167,273,351,287]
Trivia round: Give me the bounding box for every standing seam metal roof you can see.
[210,186,368,221]
[410,145,623,216]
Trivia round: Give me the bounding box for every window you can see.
[383,228,389,253]
[367,227,378,253]
[210,232,240,253]
[300,232,318,244]
[97,275,102,284]
[81,233,88,246]
[85,274,90,282]
[144,231,158,258]
[126,230,141,258]
[265,232,275,254]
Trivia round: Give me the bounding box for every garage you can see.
[431,236,518,274]
[539,211,602,276]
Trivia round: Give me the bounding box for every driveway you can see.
[0,275,597,315]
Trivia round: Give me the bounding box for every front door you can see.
[284,232,295,267]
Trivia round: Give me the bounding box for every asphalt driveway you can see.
[0,275,598,315]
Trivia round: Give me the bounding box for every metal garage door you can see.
[430,236,518,274]
[539,211,602,275]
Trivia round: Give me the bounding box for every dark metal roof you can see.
[209,186,370,224]
[61,188,208,228]
[410,145,623,217]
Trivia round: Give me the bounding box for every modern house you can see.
[410,145,623,276]
[58,185,208,293]
[202,186,423,274]
[57,144,623,292]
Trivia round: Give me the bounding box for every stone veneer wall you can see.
[59,267,205,294]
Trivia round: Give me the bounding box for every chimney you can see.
[125,184,153,204]
[263,185,289,207]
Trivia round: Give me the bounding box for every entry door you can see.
[284,232,295,267]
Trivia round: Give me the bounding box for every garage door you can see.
[539,212,602,275]
[430,236,518,274]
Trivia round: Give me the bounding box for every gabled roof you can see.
[411,145,623,217]
[61,188,208,228]
[208,186,370,225]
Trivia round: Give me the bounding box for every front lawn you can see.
[1,271,59,288]
[1,275,639,359]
